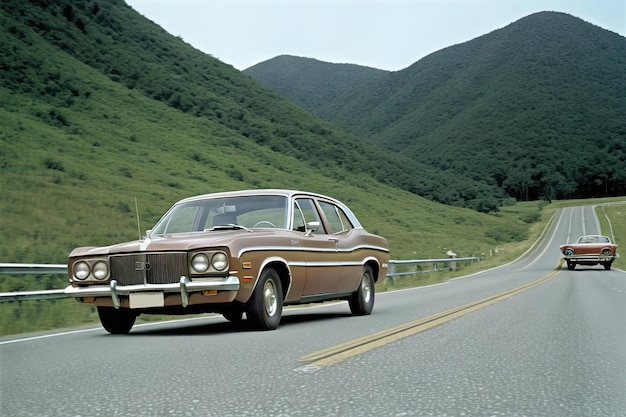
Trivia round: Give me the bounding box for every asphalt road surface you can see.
[1,206,625,416]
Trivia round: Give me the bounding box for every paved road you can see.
[1,206,625,416]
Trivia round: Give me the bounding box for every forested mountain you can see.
[246,12,626,202]
[244,55,388,115]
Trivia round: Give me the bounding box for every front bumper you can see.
[563,255,616,264]
[65,275,240,309]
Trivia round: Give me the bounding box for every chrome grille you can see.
[110,252,188,285]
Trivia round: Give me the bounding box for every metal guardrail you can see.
[0,258,479,302]
[0,263,68,302]
[387,257,479,276]
[0,263,67,275]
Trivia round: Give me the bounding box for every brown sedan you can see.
[66,189,389,333]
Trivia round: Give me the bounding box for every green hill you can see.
[244,55,389,116]
[245,12,626,203]
[0,0,527,271]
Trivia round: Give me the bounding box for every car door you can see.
[316,199,363,293]
[293,198,342,296]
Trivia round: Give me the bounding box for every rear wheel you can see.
[349,265,375,316]
[97,306,136,334]
[247,267,282,330]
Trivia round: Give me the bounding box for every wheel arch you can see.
[257,257,291,301]
[363,257,381,283]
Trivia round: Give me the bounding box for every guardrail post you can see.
[387,263,395,285]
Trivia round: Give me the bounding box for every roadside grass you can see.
[596,199,626,270]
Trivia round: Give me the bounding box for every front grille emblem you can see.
[134,261,151,271]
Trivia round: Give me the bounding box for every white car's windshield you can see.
[150,195,289,235]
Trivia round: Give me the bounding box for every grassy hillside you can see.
[0,0,539,270]
[246,12,626,204]
[0,0,550,336]
[0,0,506,212]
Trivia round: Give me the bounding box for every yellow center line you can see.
[298,262,563,367]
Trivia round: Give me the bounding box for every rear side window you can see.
[319,201,353,234]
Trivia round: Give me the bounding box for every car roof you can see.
[177,189,339,204]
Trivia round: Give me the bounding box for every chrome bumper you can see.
[563,255,616,262]
[64,276,240,308]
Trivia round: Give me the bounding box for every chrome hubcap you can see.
[263,280,278,316]
[360,274,372,303]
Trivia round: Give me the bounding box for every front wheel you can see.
[97,307,137,334]
[604,262,612,270]
[349,265,375,316]
[247,267,283,330]
[567,261,575,270]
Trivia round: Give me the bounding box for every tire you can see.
[567,261,575,270]
[247,267,282,330]
[349,265,375,316]
[604,262,612,271]
[97,306,137,334]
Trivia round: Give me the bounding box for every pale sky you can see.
[126,0,625,71]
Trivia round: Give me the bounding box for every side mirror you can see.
[304,221,320,236]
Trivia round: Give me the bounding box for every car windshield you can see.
[150,195,289,235]
[577,236,610,244]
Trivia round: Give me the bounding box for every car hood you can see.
[69,229,273,258]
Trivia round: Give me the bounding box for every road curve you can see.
[1,206,625,416]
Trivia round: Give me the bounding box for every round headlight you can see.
[211,252,228,271]
[191,253,210,273]
[92,261,109,280]
[602,249,612,256]
[73,261,90,280]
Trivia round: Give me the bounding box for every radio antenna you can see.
[134,195,142,241]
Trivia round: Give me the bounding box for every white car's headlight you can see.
[92,261,109,280]
[73,261,90,280]
[211,252,228,271]
[191,253,210,273]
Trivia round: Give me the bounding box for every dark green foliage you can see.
[247,12,626,204]
[244,55,389,113]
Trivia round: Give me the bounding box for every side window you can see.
[319,201,353,234]
[294,198,324,233]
